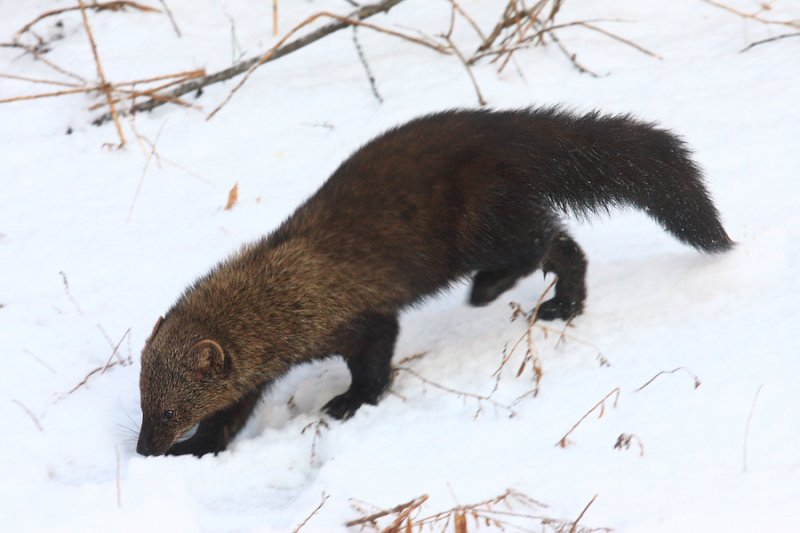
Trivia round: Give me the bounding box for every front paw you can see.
[322,391,371,420]
[167,434,225,457]
[536,298,582,321]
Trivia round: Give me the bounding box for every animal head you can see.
[136,315,237,456]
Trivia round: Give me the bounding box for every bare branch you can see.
[93,0,420,125]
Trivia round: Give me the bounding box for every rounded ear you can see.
[149,316,165,340]
[188,339,227,380]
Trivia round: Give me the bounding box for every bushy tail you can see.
[527,109,734,253]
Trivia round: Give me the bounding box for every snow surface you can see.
[1,0,799,531]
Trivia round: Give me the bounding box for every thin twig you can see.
[579,22,662,59]
[569,493,598,533]
[352,27,383,103]
[448,0,487,42]
[395,366,516,418]
[557,387,620,447]
[549,31,600,77]
[293,493,329,533]
[740,31,800,52]
[743,383,764,473]
[97,324,125,364]
[157,0,181,37]
[635,366,701,393]
[127,119,168,221]
[12,399,44,432]
[442,31,486,105]
[64,328,133,397]
[207,5,446,120]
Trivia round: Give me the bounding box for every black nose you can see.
[136,439,151,456]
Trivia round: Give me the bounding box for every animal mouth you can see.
[174,423,200,444]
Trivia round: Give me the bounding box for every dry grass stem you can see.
[635,366,701,393]
[301,419,330,465]
[557,387,620,448]
[78,0,126,147]
[394,366,517,419]
[442,6,487,106]
[293,492,329,533]
[447,0,488,42]
[569,493,598,533]
[700,0,800,29]
[495,278,557,399]
[97,323,125,365]
[127,120,167,221]
[2,3,200,144]
[64,327,133,397]
[743,383,764,473]
[0,87,90,104]
[347,489,610,532]
[346,495,429,529]
[12,399,44,432]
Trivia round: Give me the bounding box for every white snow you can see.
[1,0,798,531]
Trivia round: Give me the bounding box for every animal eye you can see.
[161,409,174,421]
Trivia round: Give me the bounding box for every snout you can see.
[136,421,171,456]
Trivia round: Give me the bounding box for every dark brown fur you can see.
[137,108,732,456]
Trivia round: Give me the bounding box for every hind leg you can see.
[538,232,587,321]
[470,262,541,306]
[469,235,551,307]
